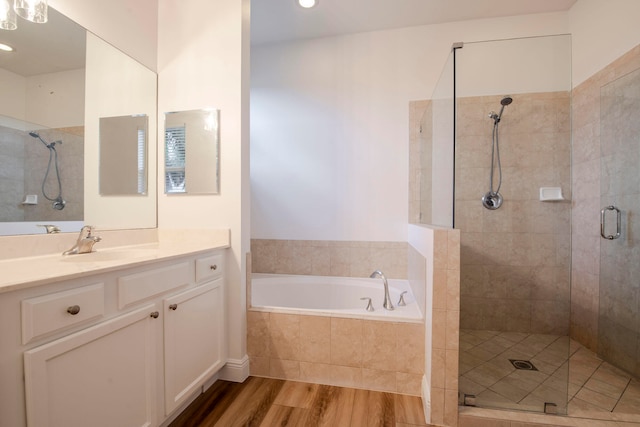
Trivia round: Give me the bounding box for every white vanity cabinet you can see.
[23,304,160,427]
[0,249,227,427]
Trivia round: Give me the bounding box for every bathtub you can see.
[250,273,423,323]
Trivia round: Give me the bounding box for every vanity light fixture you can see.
[0,0,17,30]
[298,0,318,9]
[0,42,14,51]
[0,0,47,30]
[14,0,47,23]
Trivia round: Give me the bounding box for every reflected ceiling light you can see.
[0,42,14,51]
[14,0,47,24]
[298,0,318,9]
[0,0,17,30]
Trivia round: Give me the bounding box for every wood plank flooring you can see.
[169,377,434,427]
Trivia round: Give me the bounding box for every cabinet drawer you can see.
[195,253,224,283]
[118,262,190,309]
[22,283,105,345]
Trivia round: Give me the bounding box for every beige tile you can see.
[329,365,362,388]
[361,368,396,393]
[431,348,446,389]
[361,320,397,371]
[330,317,363,367]
[395,322,425,374]
[432,309,447,349]
[396,372,423,396]
[269,358,300,380]
[444,389,459,426]
[247,311,270,357]
[269,313,300,360]
[298,362,332,384]
[429,387,445,426]
[447,269,461,311]
[445,349,459,390]
[432,268,448,310]
[249,356,270,377]
[299,315,331,364]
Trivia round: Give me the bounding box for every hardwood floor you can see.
[169,377,433,427]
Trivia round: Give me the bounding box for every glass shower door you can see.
[599,68,640,378]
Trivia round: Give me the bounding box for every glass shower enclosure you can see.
[423,35,573,415]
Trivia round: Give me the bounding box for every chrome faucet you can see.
[38,224,61,234]
[370,270,394,310]
[63,226,102,255]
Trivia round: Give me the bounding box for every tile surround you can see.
[247,310,425,395]
[251,239,408,279]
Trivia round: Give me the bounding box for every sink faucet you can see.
[38,224,61,234]
[63,226,102,255]
[370,270,394,310]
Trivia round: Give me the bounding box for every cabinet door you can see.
[24,305,159,427]
[163,279,225,414]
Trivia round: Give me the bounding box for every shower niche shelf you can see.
[539,187,565,202]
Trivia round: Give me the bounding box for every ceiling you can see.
[251,0,577,46]
[0,7,85,77]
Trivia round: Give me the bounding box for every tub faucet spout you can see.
[370,270,394,311]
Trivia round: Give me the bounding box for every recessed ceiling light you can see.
[298,0,318,9]
[0,43,14,52]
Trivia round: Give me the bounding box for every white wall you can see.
[251,12,569,242]
[157,0,251,376]
[50,0,157,71]
[570,0,640,87]
[0,69,26,121]
[25,69,85,128]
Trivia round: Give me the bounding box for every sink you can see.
[61,248,157,262]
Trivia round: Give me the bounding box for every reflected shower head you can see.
[501,96,513,106]
[28,131,62,148]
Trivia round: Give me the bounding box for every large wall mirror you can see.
[164,109,220,195]
[0,6,157,235]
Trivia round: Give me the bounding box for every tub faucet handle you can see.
[398,291,408,306]
[360,297,374,312]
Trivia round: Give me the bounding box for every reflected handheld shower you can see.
[28,131,66,210]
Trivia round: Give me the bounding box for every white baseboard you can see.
[219,355,250,383]
[421,375,431,425]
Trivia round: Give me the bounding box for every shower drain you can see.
[509,359,538,371]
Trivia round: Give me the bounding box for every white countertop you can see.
[0,229,230,294]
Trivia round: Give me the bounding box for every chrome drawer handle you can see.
[600,205,621,240]
[169,304,178,311]
[67,305,80,315]
[210,264,217,270]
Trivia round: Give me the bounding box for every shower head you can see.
[501,96,513,106]
[494,95,513,123]
[28,131,62,148]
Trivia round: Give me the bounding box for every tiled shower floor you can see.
[459,329,640,420]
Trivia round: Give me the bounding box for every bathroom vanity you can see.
[0,233,229,427]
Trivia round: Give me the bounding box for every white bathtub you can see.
[250,273,423,322]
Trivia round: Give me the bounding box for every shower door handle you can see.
[600,205,621,240]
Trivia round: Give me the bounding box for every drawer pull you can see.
[150,311,159,319]
[66,305,81,315]
[169,304,178,311]
[210,265,217,271]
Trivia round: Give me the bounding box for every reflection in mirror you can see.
[164,109,220,195]
[0,6,85,236]
[0,5,158,236]
[0,115,83,234]
[99,114,148,196]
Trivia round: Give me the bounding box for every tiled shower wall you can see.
[456,92,572,335]
[571,45,640,373]
[0,125,84,222]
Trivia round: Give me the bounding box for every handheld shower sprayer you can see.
[482,96,513,210]
[28,131,66,210]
